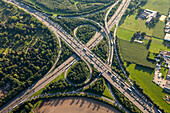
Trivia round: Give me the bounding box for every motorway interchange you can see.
[0,0,161,113]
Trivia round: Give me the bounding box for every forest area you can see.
[0,0,59,107]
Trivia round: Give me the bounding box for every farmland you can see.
[119,13,154,36]
[141,0,169,15]
[152,21,165,39]
[125,62,170,112]
[118,39,155,68]
[117,27,134,41]
[149,38,170,53]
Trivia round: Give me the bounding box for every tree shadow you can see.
[134,64,154,75]
[39,101,44,108]
[126,62,131,67]
[54,99,61,106]
[79,100,85,107]
[118,15,128,26]
[96,105,100,111]
[70,98,75,105]
[87,102,91,108]
[92,104,97,110]
[162,88,170,95]
[76,99,80,105]
[60,98,65,105]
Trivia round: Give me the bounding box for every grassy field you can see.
[160,67,168,79]
[142,0,169,15]
[119,13,154,36]
[117,27,134,41]
[152,21,165,39]
[125,62,170,112]
[103,83,114,100]
[118,39,155,68]
[149,38,170,53]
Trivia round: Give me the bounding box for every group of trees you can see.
[17,0,115,16]
[76,25,96,44]
[124,0,147,16]
[49,17,100,37]
[55,40,74,68]
[85,9,107,26]
[92,37,108,63]
[85,78,105,95]
[0,1,59,107]
[43,79,71,93]
[67,60,89,84]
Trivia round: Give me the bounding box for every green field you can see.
[125,63,170,112]
[103,83,114,100]
[149,38,170,53]
[118,39,155,68]
[119,13,154,36]
[117,27,134,41]
[160,67,168,79]
[142,0,170,15]
[152,21,165,39]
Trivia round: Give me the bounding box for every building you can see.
[159,15,166,21]
[164,33,170,41]
[140,9,157,23]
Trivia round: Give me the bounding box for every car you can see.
[90,54,94,58]
[121,82,125,87]
[131,86,135,91]
[127,88,132,93]
[157,109,162,113]
[83,48,86,52]
[112,75,117,81]
[107,71,111,75]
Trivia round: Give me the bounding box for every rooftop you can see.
[164,33,170,41]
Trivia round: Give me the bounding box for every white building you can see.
[164,33,170,41]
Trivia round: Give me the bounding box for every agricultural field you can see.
[119,13,154,36]
[142,0,169,15]
[152,21,165,39]
[149,38,170,53]
[119,12,166,39]
[118,39,155,68]
[117,27,134,41]
[18,0,116,15]
[125,62,170,112]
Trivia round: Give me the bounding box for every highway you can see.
[1,0,157,113]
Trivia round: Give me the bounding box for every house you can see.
[164,33,170,41]
[159,15,166,21]
[158,73,162,78]
[167,68,170,79]
[140,9,157,23]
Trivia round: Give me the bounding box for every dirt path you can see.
[34,97,120,113]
